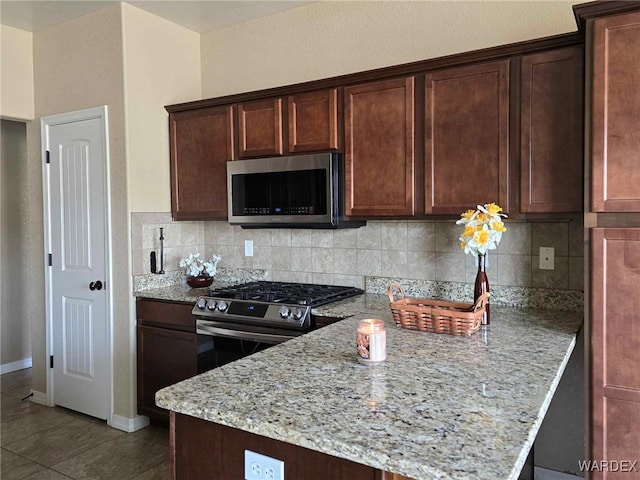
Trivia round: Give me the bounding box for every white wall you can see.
[200,1,580,98]
[122,3,201,213]
[0,24,34,120]
[0,120,31,370]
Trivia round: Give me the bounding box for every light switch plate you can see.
[245,240,254,257]
[539,247,555,270]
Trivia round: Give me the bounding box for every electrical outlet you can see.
[539,247,555,270]
[244,450,284,480]
[245,240,254,257]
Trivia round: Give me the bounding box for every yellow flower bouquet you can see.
[456,202,507,256]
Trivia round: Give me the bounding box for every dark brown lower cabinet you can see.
[591,228,640,474]
[171,412,413,480]
[137,325,197,422]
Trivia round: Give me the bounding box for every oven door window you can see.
[197,335,270,373]
[231,169,327,216]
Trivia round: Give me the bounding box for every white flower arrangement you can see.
[179,253,221,278]
[456,202,507,256]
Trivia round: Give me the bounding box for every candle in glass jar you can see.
[357,319,386,364]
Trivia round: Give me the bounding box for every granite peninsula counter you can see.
[156,305,582,480]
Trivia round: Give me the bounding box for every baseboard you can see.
[110,413,150,432]
[30,390,52,406]
[535,466,583,480]
[0,357,32,374]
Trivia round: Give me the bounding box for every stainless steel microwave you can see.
[227,153,364,228]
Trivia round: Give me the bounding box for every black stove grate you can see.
[207,281,363,306]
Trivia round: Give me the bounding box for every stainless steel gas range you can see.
[193,281,363,371]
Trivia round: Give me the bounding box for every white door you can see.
[44,108,110,420]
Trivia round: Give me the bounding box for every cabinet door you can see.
[288,88,339,153]
[238,98,284,158]
[425,61,510,214]
[169,106,234,220]
[520,47,584,213]
[344,77,415,217]
[591,228,640,471]
[137,325,197,421]
[592,11,640,212]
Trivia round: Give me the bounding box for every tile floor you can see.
[1,368,170,480]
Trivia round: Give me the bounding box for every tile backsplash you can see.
[131,213,584,298]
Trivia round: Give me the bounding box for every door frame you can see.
[41,105,114,424]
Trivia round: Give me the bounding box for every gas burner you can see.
[208,281,363,308]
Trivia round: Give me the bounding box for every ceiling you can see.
[0,0,314,33]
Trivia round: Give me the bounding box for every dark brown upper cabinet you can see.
[288,89,339,153]
[592,10,640,212]
[166,29,587,221]
[520,46,584,213]
[344,77,415,217]
[169,106,234,220]
[424,60,510,215]
[238,98,284,158]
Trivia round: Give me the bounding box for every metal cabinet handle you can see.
[89,280,103,291]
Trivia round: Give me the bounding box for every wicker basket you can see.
[387,284,489,336]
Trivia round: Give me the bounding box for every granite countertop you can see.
[156,305,582,480]
[134,281,233,304]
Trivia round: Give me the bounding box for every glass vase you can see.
[474,254,490,326]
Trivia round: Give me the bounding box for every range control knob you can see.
[196,298,207,310]
[278,306,291,318]
[217,300,228,312]
[292,307,305,320]
[207,300,217,311]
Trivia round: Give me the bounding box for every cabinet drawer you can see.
[136,298,195,332]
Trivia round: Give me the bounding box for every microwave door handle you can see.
[196,324,294,344]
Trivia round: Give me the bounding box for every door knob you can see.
[89,280,103,291]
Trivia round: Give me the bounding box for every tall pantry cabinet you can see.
[584,8,640,474]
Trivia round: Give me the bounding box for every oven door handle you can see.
[196,323,296,344]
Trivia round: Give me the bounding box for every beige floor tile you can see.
[1,404,76,446]
[1,369,33,399]
[52,431,168,480]
[130,424,169,442]
[4,414,123,467]
[131,460,170,480]
[0,369,32,392]
[3,384,32,400]
[23,469,73,480]
[1,393,32,418]
[0,448,48,480]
